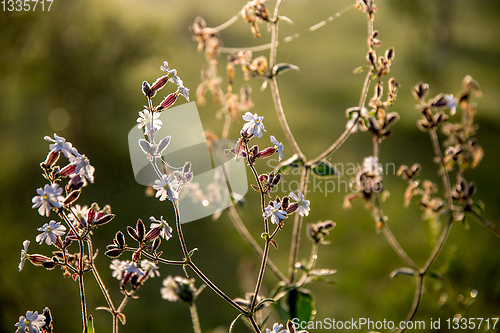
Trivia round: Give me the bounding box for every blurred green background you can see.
[1,0,499,332]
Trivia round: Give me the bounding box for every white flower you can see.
[69,154,95,183]
[160,275,179,302]
[444,94,457,115]
[160,61,173,74]
[140,260,160,278]
[270,135,284,161]
[242,112,266,138]
[15,310,45,333]
[289,191,311,217]
[18,240,30,272]
[153,174,180,202]
[68,204,89,227]
[123,261,145,277]
[263,201,287,224]
[362,156,383,176]
[150,216,173,240]
[178,85,190,101]
[266,323,288,333]
[44,133,78,158]
[36,220,66,246]
[110,259,128,279]
[137,109,162,135]
[31,184,64,217]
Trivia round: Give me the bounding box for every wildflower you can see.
[137,109,162,135]
[44,133,77,158]
[150,216,173,240]
[153,174,180,201]
[160,61,175,75]
[270,135,284,161]
[362,156,383,176]
[178,85,190,101]
[242,112,266,138]
[161,275,197,303]
[289,191,310,217]
[263,201,287,224]
[35,221,66,246]
[68,204,89,227]
[18,240,30,272]
[69,154,95,183]
[140,260,160,278]
[110,259,128,279]
[15,310,45,333]
[266,323,287,333]
[444,94,457,115]
[31,184,64,217]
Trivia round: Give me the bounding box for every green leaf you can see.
[276,157,303,174]
[389,267,416,278]
[272,63,300,77]
[287,288,316,322]
[311,160,340,177]
[353,65,370,74]
[308,269,337,276]
[471,200,485,215]
[86,315,95,333]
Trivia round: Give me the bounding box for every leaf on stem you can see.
[272,63,299,77]
[86,315,95,333]
[311,160,340,177]
[389,267,416,278]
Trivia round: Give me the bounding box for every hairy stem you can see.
[397,275,423,333]
[381,224,418,271]
[188,261,248,314]
[288,166,310,282]
[227,205,287,281]
[189,302,202,333]
[467,210,500,238]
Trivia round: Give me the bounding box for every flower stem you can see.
[467,210,500,238]
[189,302,202,333]
[288,166,310,282]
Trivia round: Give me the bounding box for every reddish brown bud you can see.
[157,93,177,111]
[64,190,81,206]
[29,254,52,266]
[286,202,298,214]
[44,150,61,168]
[95,214,115,226]
[144,227,161,242]
[256,147,277,159]
[60,164,76,177]
[150,76,169,94]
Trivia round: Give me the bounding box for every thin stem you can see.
[309,114,359,165]
[221,43,273,54]
[87,240,116,314]
[249,315,262,333]
[222,112,232,140]
[288,166,310,282]
[268,0,304,160]
[123,246,186,265]
[189,302,202,333]
[174,203,189,259]
[429,129,453,211]
[77,239,88,333]
[397,275,423,333]
[250,240,270,311]
[381,224,418,271]
[213,14,239,32]
[421,217,453,273]
[188,261,248,314]
[227,205,287,281]
[467,210,500,238]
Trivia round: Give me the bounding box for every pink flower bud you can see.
[44,150,61,168]
[29,254,52,266]
[144,227,162,242]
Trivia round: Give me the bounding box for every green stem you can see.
[189,302,202,333]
